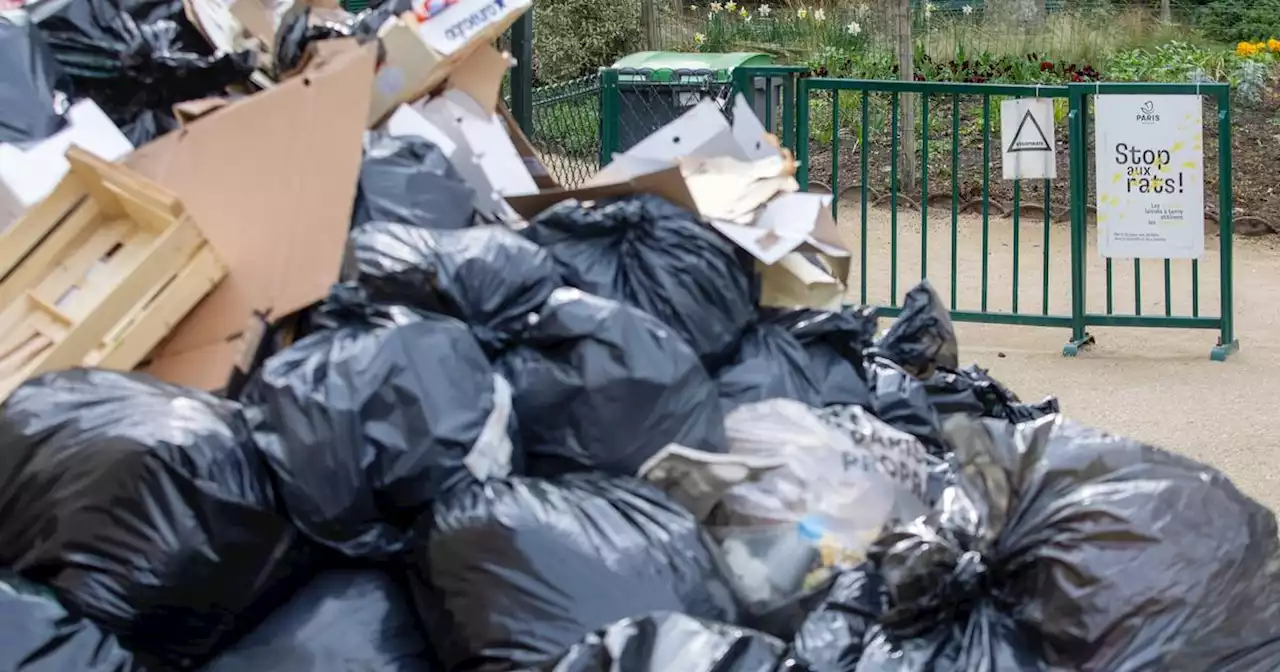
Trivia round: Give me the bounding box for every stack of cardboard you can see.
[0,0,848,400]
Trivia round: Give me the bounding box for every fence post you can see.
[598,69,620,168]
[1213,88,1239,360]
[509,13,534,136]
[795,78,811,191]
[1064,85,1093,356]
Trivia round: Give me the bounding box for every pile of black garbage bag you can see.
[3,161,1280,672]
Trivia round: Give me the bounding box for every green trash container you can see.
[609,51,778,153]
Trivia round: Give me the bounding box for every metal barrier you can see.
[793,78,1238,360]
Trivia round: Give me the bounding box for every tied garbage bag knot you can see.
[525,193,756,365]
[854,413,1280,672]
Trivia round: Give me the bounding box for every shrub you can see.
[533,0,642,84]
[1196,0,1280,43]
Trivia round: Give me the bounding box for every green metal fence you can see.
[794,78,1238,360]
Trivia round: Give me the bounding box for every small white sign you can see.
[1001,97,1057,180]
[1095,95,1205,259]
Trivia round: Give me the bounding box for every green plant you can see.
[534,0,641,83]
[1196,0,1280,43]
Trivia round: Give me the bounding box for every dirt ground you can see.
[836,201,1280,512]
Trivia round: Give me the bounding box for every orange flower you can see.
[1268,38,1280,52]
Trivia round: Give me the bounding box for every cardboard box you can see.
[369,0,530,125]
[0,100,134,234]
[384,44,537,220]
[123,43,377,390]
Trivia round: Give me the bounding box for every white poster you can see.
[1001,98,1057,180]
[1094,95,1205,259]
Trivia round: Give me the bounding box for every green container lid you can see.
[611,51,774,83]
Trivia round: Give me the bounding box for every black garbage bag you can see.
[863,358,946,456]
[273,3,353,77]
[203,570,438,672]
[0,17,72,143]
[1,572,140,672]
[789,565,889,672]
[524,194,755,365]
[922,364,1059,423]
[241,290,517,559]
[856,414,1280,671]
[348,221,560,352]
[716,322,823,414]
[763,306,878,406]
[352,132,477,230]
[33,0,255,145]
[542,611,789,672]
[498,288,725,477]
[0,369,309,669]
[871,281,958,377]
[409,472,741,670]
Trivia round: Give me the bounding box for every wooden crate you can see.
[0,147,227,402]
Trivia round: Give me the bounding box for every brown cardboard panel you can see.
[126,43,377,389]
[505,165,697,221]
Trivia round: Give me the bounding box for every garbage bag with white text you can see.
[870,281,958,377]
[351,132,478,230]
[763,306,878,406]
[856,414,1280,671]
[0,17,71,144]
[33,0,255,144]
[524,194,756,365]
[241,291,517,560]
[409,473,741,670]
[716,322,824,414]
[203,570,438,672]
[541,611,789,672]
[922,364,1059,423]
[498,288,725,476]
[1,572,140,672]
[0,369,308,669]
[348,221,561,352]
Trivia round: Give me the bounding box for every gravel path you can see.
[838,204,1280,511]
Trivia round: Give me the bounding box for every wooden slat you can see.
[0,149,223,402]
[90,244,227,370]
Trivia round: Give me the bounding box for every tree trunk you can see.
[896,0,917,190]
[1160,0,1173,23]
[641,0,660,51]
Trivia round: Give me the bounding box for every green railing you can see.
[794,78,1238,360]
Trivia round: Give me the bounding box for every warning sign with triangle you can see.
[1007,109,1052,153]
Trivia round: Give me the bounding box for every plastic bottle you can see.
[761,516,824,601]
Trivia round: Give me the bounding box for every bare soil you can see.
[836,202,1280,512]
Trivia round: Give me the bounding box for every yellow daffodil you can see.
[797,6,807,19]
[725,0,736,10]
[694,32,706,44]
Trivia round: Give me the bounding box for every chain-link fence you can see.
[520,75,602,187]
